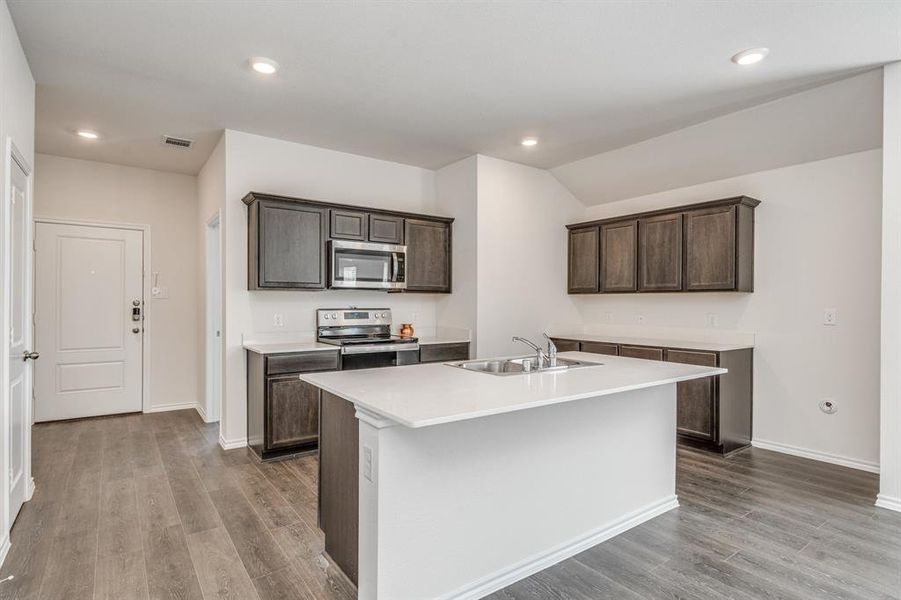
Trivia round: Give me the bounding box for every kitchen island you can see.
[302,351,725,599]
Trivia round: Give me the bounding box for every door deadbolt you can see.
[133,299,141,306]
[132,327,141,334]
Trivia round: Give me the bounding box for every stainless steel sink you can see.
[448,355,601,376]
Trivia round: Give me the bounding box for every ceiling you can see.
[8,1,901,175]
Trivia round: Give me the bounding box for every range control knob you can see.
[332,312,338,319]
[381,312,388,318]
[323,314,330,320]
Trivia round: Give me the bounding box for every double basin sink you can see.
[448,355,601,376]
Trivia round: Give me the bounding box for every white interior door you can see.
[7,155,32,523]
[206,216,221,422]
[34,222,144,421]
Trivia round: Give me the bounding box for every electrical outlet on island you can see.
[273,313,284,327]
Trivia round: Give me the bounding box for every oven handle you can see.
[342,343,420,355]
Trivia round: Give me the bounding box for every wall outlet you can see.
[637,314,645,325]
[819,398,838,414]
[706,313,719,328]
[823,308,837,326]
[363,446,373,482]
[604,312,613,323]
[273,313,284,327]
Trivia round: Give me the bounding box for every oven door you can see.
[340,343,420,370]
[329,241,406,290]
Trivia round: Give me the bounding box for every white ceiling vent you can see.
[161,135,194,149]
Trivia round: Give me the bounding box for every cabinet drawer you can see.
[420,342,470,363]
[580,341,618,356]
[266,351,339,375]
[550,338,580,352]
[619,345,664,361]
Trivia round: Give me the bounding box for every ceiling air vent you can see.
[161,135,194,149]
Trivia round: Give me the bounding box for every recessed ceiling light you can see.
[76,130,99,139]
[249,57,279,75]
[521,138,538,147]
[731,47,769,66]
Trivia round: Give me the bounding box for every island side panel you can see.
[359,384,678,600]
[319,391,360,584]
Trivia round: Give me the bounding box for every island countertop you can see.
[300,351,725,428]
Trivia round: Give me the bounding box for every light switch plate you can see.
[823,308,837,326]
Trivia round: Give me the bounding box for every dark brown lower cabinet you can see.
[247,349,340,461]
[579,341,619,356]
[419,342,470,363]
[548,337,752,454]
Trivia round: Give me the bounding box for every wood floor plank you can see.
[98,477,143,556]
[167,475,222,534]
[93,549,150,600]
[141,524,203,600]
[185,527,260,600]
[37,531,97,600]
[230,463,300,530]
[208,486,289,579]
[0,500,61,600]
[135,475,180,532]
[271,521,355,600]
[251,565,317,600]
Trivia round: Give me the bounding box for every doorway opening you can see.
[205,213,222,423]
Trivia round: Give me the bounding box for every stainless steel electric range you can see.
[317,308,419,370]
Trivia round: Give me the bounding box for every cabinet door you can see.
[600,221,638,292]
[581,341,618,356]
[369,214,404,244]
[255,201,327,289]
[684,206,737,291]
[639,214,682,291]
[405,219,451,292]
[265,376,320,451]
[567,227,599,293]
[666,349,718,442]
[550,338,581,352]
[620,345,663,361]
[330,209,368,241]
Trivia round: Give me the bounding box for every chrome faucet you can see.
[512,336,547,368]
[543,333,558,367]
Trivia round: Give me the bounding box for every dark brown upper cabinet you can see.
[639,213,682,292]
[330,209,368,241]
[567,226,599,293]
[566,196,759,295]
[244,192,453,293]
[248,198,327,290]
[684,202,755,292]
[405,219,451,292]
[600,220,638,292]
[369,214,404,244]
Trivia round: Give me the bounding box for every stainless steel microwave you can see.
[329,240,407,290]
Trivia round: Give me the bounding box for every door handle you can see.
[22,350,39,361]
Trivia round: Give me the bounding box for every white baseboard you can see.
[145,402,198,414]
[440,494,679,600]
[0,533,10,570]
[875,494,901,513]
[752,438,879,474]
[194,402,207,422]
[26,477,35,501]
[219,435,247,450]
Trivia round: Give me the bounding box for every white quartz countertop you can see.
[549,332,753,352]
[417,335,470,345]
[242,341,338,354]
[300,351,725,428]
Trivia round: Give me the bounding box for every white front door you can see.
[8,155,32,523]
[34,222,144,421]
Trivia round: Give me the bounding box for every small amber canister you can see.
[399,323,414,338]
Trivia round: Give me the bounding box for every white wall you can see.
[475,156,584,357]
[196,135,225,422]
[33,154,199,412]
[220,130,445,445]
[435,156,478,350]
[574,149,882,469]
[879,62,901,511]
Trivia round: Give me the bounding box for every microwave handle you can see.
[392,253,399,282]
